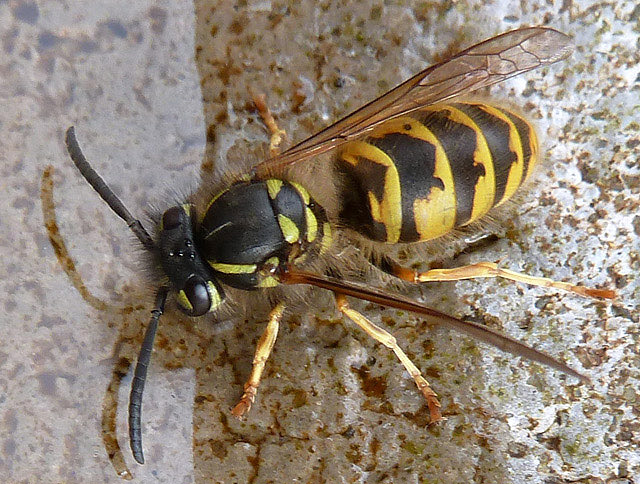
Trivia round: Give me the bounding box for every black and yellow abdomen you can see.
[336,102,538,243]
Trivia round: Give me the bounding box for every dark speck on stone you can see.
[37,31,59,50]
[78,39,99,53]
[12,1,39,24]
[105,20,128,39]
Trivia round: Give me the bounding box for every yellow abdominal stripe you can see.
[411,126,455,240]
[438,106,495,224]
[477,105,525,206]
[524,122,539,181]
[372,116,457,241]
[340,140,402,243]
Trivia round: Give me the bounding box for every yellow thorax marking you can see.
[320,222,333,254]
[289,181,310,205]
[257,256,280,287]
[305,207,317,242]
[277,214,300,243]
[266,179,283,199]
[203,187,230,219]
[208,262,258,274]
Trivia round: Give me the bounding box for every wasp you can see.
[63,27,615,464]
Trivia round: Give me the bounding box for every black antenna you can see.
[64,127,155,251]
[64,127,166,464]
[129,286,169,464]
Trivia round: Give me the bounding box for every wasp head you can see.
[158,204,224,316]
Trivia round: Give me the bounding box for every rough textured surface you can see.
[1,0,638,483]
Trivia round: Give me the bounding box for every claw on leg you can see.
[334,293,443,423]
[251,91,286,157]
[231,383,258,418]
[231,303,285,418]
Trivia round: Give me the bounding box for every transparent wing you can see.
[253,27,572,178]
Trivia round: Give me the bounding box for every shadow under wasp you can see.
[62,27,615,465]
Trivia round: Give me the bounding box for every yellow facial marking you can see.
[177,290,193,312]
[207,281,222,311]
[277,214,300,243]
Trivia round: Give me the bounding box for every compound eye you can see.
[177,275,212,317]
[162,206,183,231]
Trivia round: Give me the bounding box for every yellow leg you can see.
[387,259,615,300]
[231,302,285,418]
[334,293,443,424]
[251,91,286,157]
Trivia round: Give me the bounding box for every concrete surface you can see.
[1,0,638,482]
